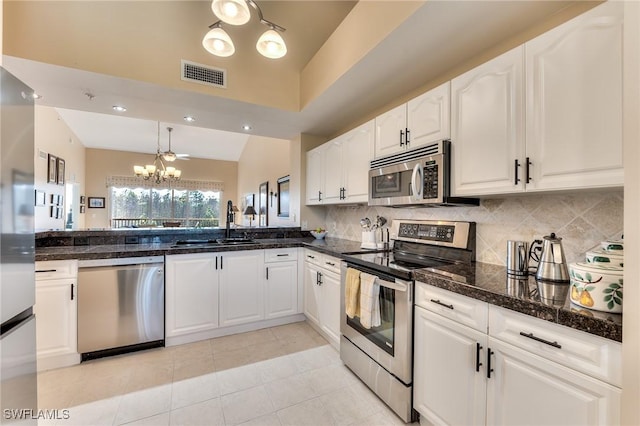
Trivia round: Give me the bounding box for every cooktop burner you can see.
[344,251,453,280]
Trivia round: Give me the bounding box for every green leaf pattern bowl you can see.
[569,262,623,313]
[585,248,624,267]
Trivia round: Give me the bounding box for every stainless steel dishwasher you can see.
[78,256,164,360]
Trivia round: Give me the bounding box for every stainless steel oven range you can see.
[340,219,476,423]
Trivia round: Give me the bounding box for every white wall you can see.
[236,135,292,227]
[34,106,85,231]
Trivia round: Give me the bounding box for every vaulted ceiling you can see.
[2,1,596,160]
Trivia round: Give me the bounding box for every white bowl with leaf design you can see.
[586,248,624,267]
[599,239,624,253]
[569,262,623,313]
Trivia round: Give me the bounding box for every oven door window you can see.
[346,286,395,356]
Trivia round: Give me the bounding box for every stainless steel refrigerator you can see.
[0,67,37,425]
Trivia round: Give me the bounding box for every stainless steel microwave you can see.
[368,140,479,207]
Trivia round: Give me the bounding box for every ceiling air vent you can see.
[181,60,226,89]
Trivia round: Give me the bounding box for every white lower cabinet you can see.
[219,251,264,327]
[167,248,302,346]
[165,253,219,338]
[486,337,621,426]
[414,305,487,426]
[413,282,621,426]
[303,250,340,348]
[264,248,299,319]
[34,260,80,371]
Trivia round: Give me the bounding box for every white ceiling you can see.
[3,1,578,161]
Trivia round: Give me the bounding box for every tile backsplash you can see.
[325,190,624,266]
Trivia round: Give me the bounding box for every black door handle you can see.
[430,299,454,310]
[405,128,410,146]
[514,159,521,185]
[400,129,405,146]
[519,332,561,349]
[476,342,483,372]
[266,267,269,280]
[70,283,74,301]
[487,348,494,379]
[526,157,532,183]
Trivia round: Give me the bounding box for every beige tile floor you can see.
[37,321,406,426]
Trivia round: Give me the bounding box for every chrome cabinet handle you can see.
[519,332,561,349]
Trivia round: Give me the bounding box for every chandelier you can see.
[133,125,182,184]
[202,0,287,59]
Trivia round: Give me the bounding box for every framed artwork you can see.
[80,195,86,205]
[277,175,290,218]
[57,158,65,185]
[47,154,57,184]
[88,197,105,208]
[35,190,46,207]
[241,193,255,226]
[80,205,85,214]
[258,181,268,227]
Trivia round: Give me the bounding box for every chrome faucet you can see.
[225,200,233,239]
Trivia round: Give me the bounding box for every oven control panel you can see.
[391,219,474,250]
[397,223,454,243]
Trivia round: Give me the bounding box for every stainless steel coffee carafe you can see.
[506,240,529,277]
[532,233,570,283]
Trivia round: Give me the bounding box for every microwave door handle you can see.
[411,163,423,201]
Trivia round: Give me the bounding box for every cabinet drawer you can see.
[265,248,298,263]
[489,305,622,387]
[304,250,323,267]
[320,255,341,275]
[35,260,78,280]
[415,282,488,333]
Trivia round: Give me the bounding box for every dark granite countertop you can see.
[35,236,367,262]
[414,262,622,342]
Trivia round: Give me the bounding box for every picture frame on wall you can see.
[47,154,57,184]
[57,158,65,185]
[35,190,46,207]
[258,181,268,227]
[88,197,105,208]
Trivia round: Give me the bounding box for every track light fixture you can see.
[203,0,287,59]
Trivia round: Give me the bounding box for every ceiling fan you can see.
[162,126,190,161]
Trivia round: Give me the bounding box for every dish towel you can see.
[359,272,381,329]
[345,267,361,319]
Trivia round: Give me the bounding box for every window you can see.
[110,186,221,228]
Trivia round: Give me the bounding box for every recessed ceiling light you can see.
[112,105,127,112]
[242,124,252,131]
[184,116,196,123]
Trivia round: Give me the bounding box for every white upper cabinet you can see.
[375,82,451,159]
[305,120,374,205]
[452,1,623,197]
[451,46,525,196]
[306,145,325,205]
[525,1,623,191]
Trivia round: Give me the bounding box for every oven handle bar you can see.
[377,279,408,293]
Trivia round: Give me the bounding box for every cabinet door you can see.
[525,1,623,191]
[319,270,341,347]
[165,253,218,337]
[407,82,451,149]
[303,262,321,326]
[306,147,325,205]
[219,251,264,327]
[323,136,344,203]
[414,306,487,426]
[486,338,621,426]
[451,46,525,196]
[374,104,407,158]
[265,261,298,319]
[34,278,77,359]
[343,120,374,203]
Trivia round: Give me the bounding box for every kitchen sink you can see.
[215,238,257,245]
[171,238,257,248]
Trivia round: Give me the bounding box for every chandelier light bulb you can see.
[202,27,235,57]
[211,0,250,25]
[256,29,287,59]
